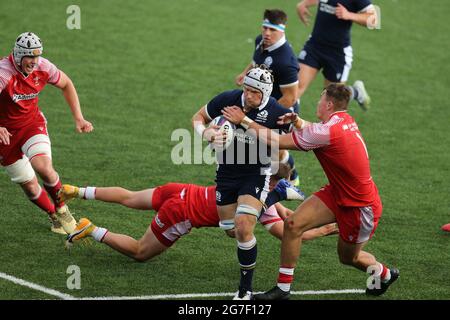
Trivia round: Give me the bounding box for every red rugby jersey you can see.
[0,54,60,129]
[291,111,379,207]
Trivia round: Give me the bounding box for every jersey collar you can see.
[263,35,286,52]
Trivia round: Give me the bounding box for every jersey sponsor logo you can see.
[155,214,165,228]
[12,92,39,103]
[263,56,273,68]
[319,2,336,15]
[235,131,256,145]
[256,110,268,123]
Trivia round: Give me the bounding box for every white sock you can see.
[91,227,108,242]
[277,283,291,292]
[79,186,96,200]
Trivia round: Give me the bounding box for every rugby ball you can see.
[209,116,236,151]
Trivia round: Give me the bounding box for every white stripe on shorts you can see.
[341,46,353,82]
[357,206,374,243]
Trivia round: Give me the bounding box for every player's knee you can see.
[5,157,36,184]
[121,191,142,207]
[36,165,57,182]
[22,180,41,199]
[284,216,305,237]
[133,247,152,262]
[133,254,149,263]
[235,205,258,237]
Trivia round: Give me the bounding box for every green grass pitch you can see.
[0,0,449,300]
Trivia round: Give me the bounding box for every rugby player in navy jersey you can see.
[192,65,294,300]
[236,9,301,187]
[296,0,378,110]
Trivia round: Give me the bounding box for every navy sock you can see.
[237,240,257,293]
[288,154,299,180]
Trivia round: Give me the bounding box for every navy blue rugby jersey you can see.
[205,89,291,175]
[310,0,372,48]
[253,35,299,104]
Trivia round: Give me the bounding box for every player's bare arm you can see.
[54,71,93,133]
[278,84,298,108]
[192,105,226,145]
[335,3,377,27]
[296,0,319,26]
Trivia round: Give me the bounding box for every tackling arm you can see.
[222,106,311,150]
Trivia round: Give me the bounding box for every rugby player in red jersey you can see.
[223,83,398,299]
[0,32,93,234]
[61,166,337,262]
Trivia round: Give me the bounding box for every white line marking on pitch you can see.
[81,289,365,300]
[0,272,75,300]
[0,271,364,300]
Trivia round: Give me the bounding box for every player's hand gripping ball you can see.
[209,116,236,151]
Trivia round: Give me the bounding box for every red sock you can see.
[380,263,391,280]
[277,266,294,292]
[30,188,55,215]
[44,177,64,208]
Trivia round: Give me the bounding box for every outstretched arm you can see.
[296,0,319,26]
[222,107,310,150]
[53,71,93,133]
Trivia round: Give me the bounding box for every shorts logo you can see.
[216,191,221,202]
[263,56,273,68]
[336,73,342,80]
[180,188,186,199]
[155,214,164,228]
[298,50,307,61]
[255,187,260,194]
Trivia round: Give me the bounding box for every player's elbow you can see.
[284,95,297,108]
